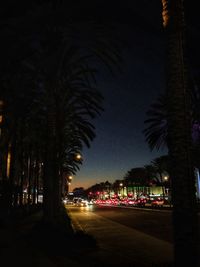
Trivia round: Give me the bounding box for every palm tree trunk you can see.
[19,170,24,206]
[9,138,17,213]
[32,161,37,205]
[43,82,61,224]
[162,0,199,265]
[43,108,57,222]
[159,172,166,199]
[27,153,32,207]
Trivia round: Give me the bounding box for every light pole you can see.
[67,181,71,193]
[119,183,123,198]
[67,175,73,193]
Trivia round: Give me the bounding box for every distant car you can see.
[151,198,164,207]
[126,198,137,206]
[136,198,147,207]
[75,198,88,207]
[87,199,94,205]
[63,198,74,205]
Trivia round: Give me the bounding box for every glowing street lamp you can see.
[119,183,123,198]
[66,175,73,193]
[164,176,168,181]
[75,153,82,160]
[67,180,72,193]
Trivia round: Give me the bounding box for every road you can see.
[66,204,174,267]
[91,205,173,243]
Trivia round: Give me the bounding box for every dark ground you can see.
[0,205,174,267]
[0,206,98,267]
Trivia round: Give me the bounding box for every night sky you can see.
[72,1,168,190]
[71,0,200,190]
[3,1,199,190]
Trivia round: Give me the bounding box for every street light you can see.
[66,175,73,194]
[75,153,82,160]
[164,176,168,181]
[67,181,71,193]
[119,183,123,198]
[163,175,170,200]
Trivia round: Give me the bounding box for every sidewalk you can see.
[0,208,174,267]
[0,210,96,267]
[0,212,57,267]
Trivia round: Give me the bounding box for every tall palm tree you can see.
[151,155,170,198]
[1,1,121,224]
[144,88,200,152]
[143,94,168,151]
[161,0,199,265]
[124,167,149,198]
[143,164,159,185]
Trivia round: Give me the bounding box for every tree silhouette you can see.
[161,1,199,265]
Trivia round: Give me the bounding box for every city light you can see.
[75,153,82,160]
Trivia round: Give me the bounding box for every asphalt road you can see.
[90,205,174,243]
[67,204,175,267]
[68,204,200,243]
[66,204,200,266]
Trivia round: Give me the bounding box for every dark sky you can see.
[72,1,168,190]
[2,0,199,190]
[72,0,200,190]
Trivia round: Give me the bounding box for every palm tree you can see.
[144,163,160,186]
[104,181,112,198]
[41,51,104,222]
[143,94,168,151]
[144,89,200,153]
[161,0,199,265]
[124,167,149,198]
[144,91,200,198]
[0,1,121,224]
[151,155,170,199]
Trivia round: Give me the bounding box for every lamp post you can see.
[67,175,73,193]
[67,181,71,193]
[163,175,170,202]
[164,175,168,195]
[119,183,123,198]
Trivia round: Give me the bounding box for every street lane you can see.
[67,204,200,243]
[92,205,173,243]
[67,205,174,267]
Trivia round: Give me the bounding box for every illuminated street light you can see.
[66,175,73,194]
[75,153,82,160]
[67,181,71,193]
[119,183,123,198]
[164,176,168,181]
